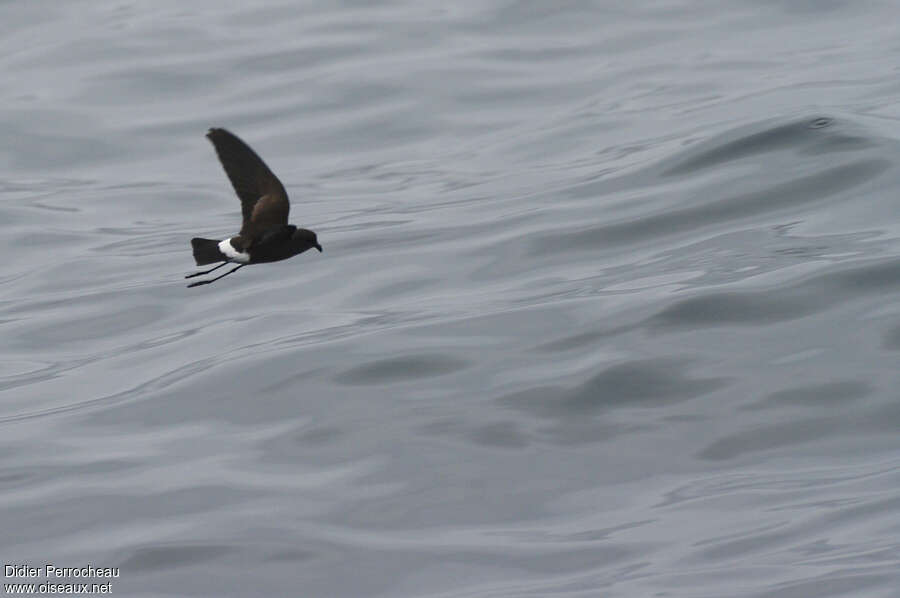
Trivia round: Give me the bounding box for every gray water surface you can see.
[2,1,900,597]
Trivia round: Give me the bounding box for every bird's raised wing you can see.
[206,128,290,239]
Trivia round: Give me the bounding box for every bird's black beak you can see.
[315,244,323,253]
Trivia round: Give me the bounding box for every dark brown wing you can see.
[206,128,290,238]
[248,194,289,234]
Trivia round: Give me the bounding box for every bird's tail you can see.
[191,238,225,266]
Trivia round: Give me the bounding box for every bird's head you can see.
[292,228,322,253]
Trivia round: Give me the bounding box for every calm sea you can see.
[2,1,899,596]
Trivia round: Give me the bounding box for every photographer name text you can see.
[5,565,118,579]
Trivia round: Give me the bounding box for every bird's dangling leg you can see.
[187,264,245,288]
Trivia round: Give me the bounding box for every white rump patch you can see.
[218,238,250,263]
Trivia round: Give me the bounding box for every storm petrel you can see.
[186,128,322,288]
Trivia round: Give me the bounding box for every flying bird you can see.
[186,128,322,288]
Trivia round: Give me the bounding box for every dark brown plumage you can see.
[186,128,321,288]
[205,127,290,247]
